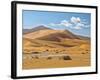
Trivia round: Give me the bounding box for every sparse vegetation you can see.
[82,52,85,54]
[56,52,58,53]
[46,49,49,51]
[62,56,72,60]
[32,52,39,54]
[35,56,39,59]
[47,57,52,59]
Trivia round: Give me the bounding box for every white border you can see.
[17,4,96,77]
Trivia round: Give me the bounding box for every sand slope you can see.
[22,26,90,69]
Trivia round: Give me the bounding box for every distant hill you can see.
[23,25,52,34]
[77,35,90,40]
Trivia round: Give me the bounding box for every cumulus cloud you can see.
[69,23,83,30]
[49,16,90,30]
[60,20,72,27]
[49,20,72,27]
[71,16,81,24]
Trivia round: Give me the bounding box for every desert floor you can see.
[22,39,90,69]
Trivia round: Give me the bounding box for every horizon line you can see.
[23,25,90,38]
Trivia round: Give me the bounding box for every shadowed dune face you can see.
[22,26,90,69]
[23,29,81,41]
[37,32,80,42]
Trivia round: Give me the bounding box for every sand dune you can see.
[22,26,90,69]
[23,29,82,40]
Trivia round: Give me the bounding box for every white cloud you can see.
[72,23,85,30]
[77,17,81,22]
[77,23,84,27]
[74,26,82,30]
[71,16,81,24]
[60,20,72,27]
[49,20,72,27]
[49,16,89,30]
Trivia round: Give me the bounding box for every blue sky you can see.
[23,10,91,37]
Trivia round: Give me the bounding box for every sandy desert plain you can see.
[22,25,91,69]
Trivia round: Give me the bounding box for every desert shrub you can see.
[86,50,88,51]
[32,52,40,54]
[82,52,85,54]
[86,52,88,53]
[46,49,49,51]
[47,57,52,59]
[62,56,71,60]
[56,52,58,53]
[35,56,39,59]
